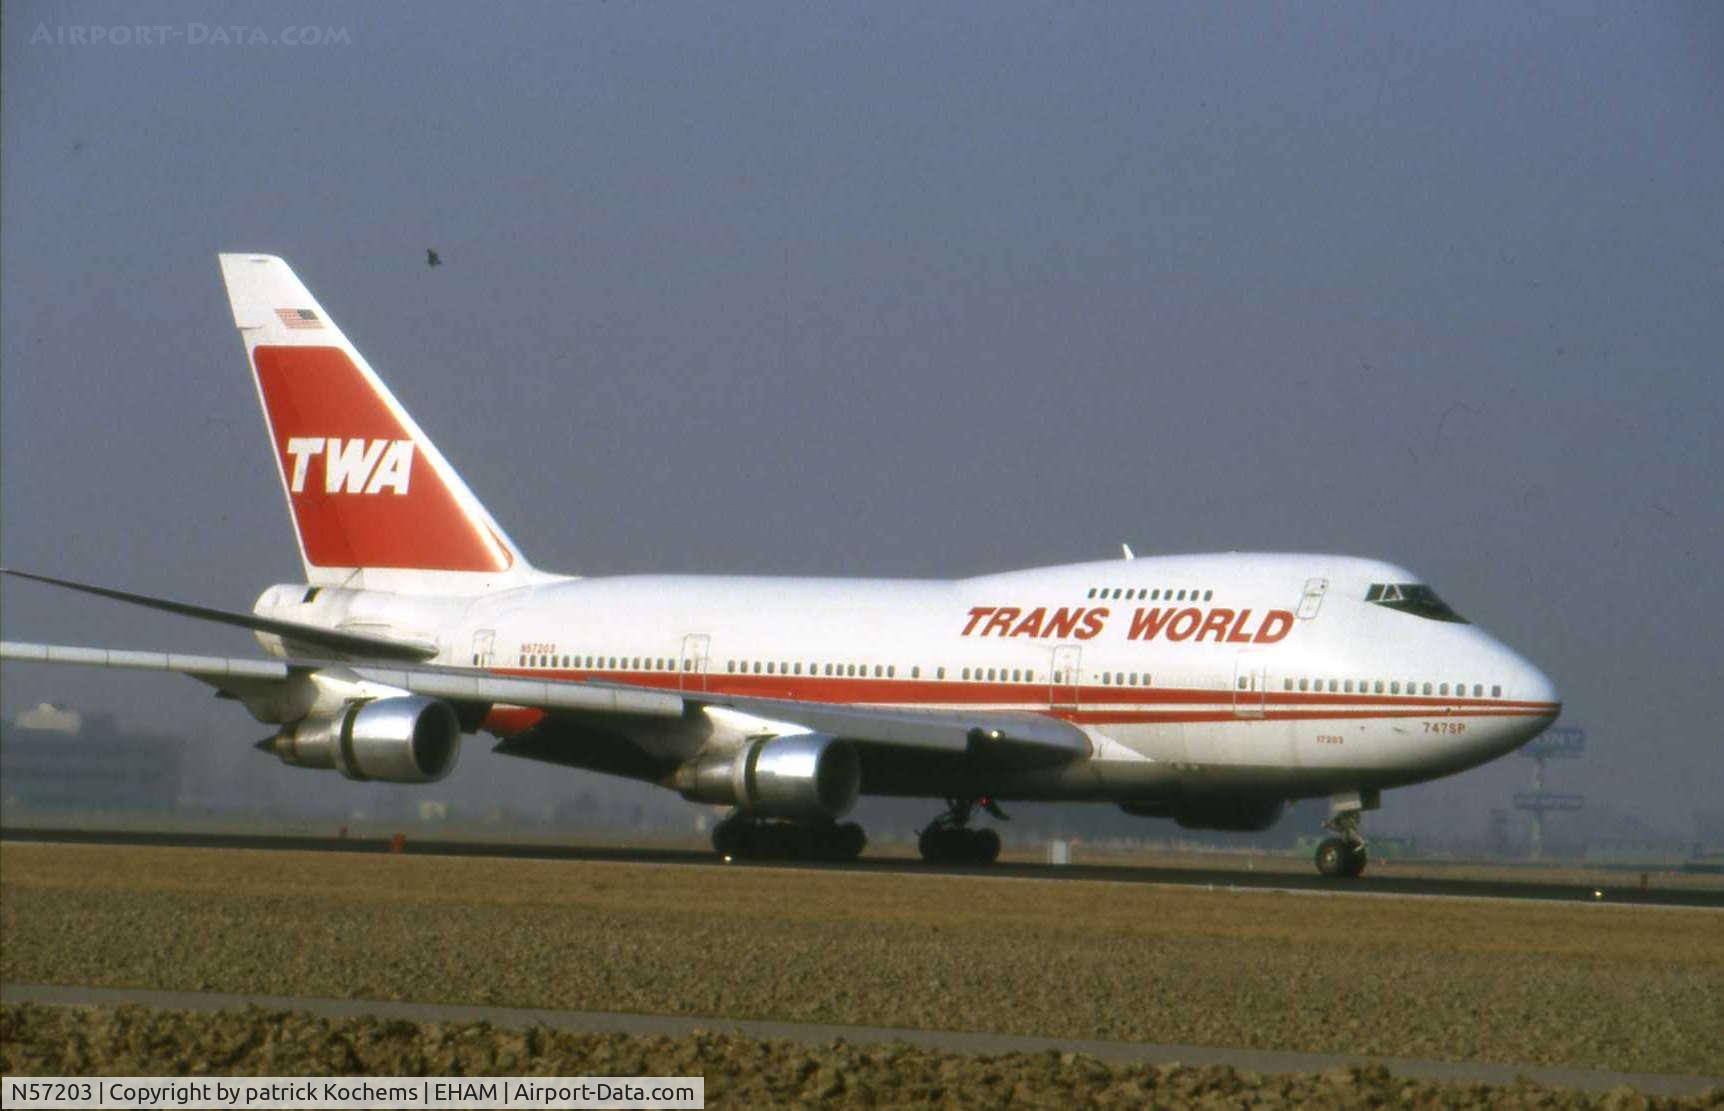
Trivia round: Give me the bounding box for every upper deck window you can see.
[1365,583,1469,623]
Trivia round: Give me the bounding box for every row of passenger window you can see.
[515,652,1160,691]
[510,653,1503,701]
[1088,586,1213,602]
[518,653,692,671]
[727,659,921,678]
[1272,676,1503,698]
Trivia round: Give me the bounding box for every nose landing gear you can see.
[1315,832,1367,878]
[1315,792,1375,878]
[918,797,1006,865]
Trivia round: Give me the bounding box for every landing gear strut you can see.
[711,814,866,862]
[1315,808,1368,878]
[917,797,1005,866]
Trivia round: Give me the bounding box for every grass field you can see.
[3,843,1721,1078]
[7,1005,1720,1109]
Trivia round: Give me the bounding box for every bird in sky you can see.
[426,249,441,268]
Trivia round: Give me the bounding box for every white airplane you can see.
[0,254,1562,877]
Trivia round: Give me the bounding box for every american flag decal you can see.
[275,308,323,330]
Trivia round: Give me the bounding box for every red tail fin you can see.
[221,254,529,586]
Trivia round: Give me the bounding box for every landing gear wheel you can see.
[1316,803,1370,879]
[1315,837,1350,878]
[711,815,867,862]
[712,815,747,857]
[819,821,867,862]
[917,798,1006,865]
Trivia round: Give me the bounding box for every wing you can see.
[0,640,1089,765]
[0,641,682,720]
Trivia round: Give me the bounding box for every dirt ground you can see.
[4,1004,1719,1109]
[3,843,1721,1078]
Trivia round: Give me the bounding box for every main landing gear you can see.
[918,797,1006,866]
[711,814,866,862]
[1315,807,1369,878]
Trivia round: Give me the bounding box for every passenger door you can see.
[1049,645,1082,715]
[679,633,711,692]
[1297,577,1329,620]
[1232,654,1267,719]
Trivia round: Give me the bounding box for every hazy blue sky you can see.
[3,2,1720,837]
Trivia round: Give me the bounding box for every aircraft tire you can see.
[1315,837,1351,878]
[712,818,747,858]
[919,827,965,864]
[919,827,1001,866]
[831,821,867,861]
[1342,843,1368,877]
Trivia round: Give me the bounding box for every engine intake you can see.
[682,733,859,821]
[1120,796,1286,832]
[259,696,461,783]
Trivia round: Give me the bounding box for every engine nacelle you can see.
[260,696,461,784]
[1120,796,1287,832]
[681,733,860,821]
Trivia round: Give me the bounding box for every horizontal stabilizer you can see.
[0,568,436,661]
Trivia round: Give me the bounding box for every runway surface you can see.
[5,826,1721,908]
[4,983,1719,1097]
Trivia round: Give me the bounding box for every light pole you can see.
[1513,726,1585,860]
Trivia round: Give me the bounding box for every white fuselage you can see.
[257,551,1561,806]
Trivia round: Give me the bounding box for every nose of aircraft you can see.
[1523,660,1561,715]
[1495,646,1562,754]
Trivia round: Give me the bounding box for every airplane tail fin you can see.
[218,253,534,592]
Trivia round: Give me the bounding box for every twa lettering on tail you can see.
[250,343,512,574]
[226,254,530,580]
[284,437,414,495]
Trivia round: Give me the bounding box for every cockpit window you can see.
[1365,583,1468,623]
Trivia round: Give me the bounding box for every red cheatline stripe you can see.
[484,668,1559,720]
[1069,708,1556,725]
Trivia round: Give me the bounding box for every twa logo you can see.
[284,436,414,495]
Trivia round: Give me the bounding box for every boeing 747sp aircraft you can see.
[0,255,1562,876]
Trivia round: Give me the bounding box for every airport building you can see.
[0,702,184,812]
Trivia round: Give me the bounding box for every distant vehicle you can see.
[0,255,1561,877]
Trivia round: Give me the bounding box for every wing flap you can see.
[344,664,685,718]
[694,693,1092,764]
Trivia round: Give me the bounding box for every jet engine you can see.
[258,695,461,783]
[681,733,859,821]
[1120,796,1286,832]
